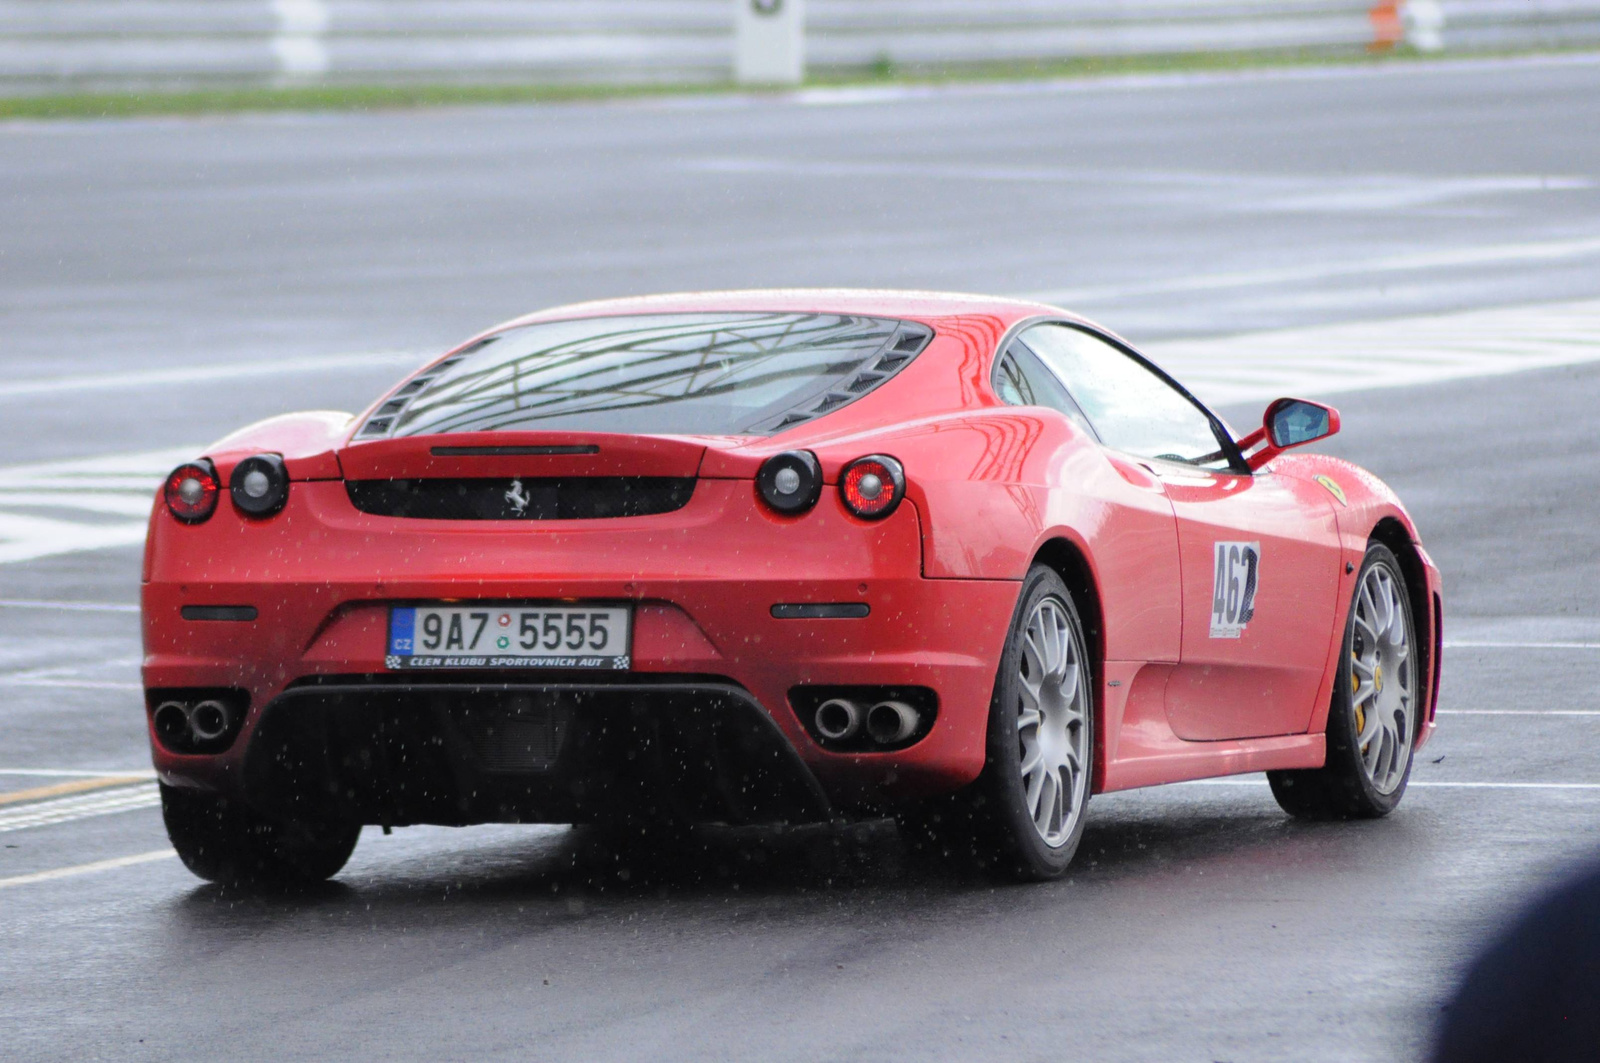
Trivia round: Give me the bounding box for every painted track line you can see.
[0,768,155,778]
[1145,296,1600,405]
[689,157,1589,201]
[1439,709,1600,716]
[0,775,148,806]
[1445,640,1600,650]
[0,599,139,614]
[1185,779,1600,790]
[1031,236,1600,306]
[0,351,416,402]
[0,677,143,691]
[0,659,144,692]
[0,446,198,565]
[0,783,160,833]
[0,849,175,891]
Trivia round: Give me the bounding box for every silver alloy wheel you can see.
[1016,596,1090,847]
[1350,563,1416,795]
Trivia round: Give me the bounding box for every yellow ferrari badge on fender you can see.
[1313,474,1348,506]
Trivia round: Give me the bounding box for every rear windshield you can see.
[359,312,928,439]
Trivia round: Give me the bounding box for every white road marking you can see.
[0,678,144,691]
[0,783,160,833]
[0,492,161,517]
[0,512,150,567]
[0,447,197,565]
[1439,710,1600,716]
[0,672,142,688]
[0,640,143,692]
[0,768,155,778]
[0,775,150,807]
[0,599,139,614]
[0,849,176,891]
[1145,297,1600,406]
[1029,235,1600,306]
[690,157,1590,214]
[0,657,143,691]
[1394,781,1600,790]
[1184,779,1600,790]
[1444,640,1600,650]
[0,350,416,402]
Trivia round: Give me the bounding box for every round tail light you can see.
[229,454,289,517]
[839,455,905,519]
[757,450,822,515]
[163,461,220,524]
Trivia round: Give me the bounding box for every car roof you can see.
[495,288,1073,331]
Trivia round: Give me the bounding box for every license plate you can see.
[386,603,632,670]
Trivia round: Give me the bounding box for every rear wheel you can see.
[161,784,360,887]
[1269,543,1419,819]
[946,566,1094,881]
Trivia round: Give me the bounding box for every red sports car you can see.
[143,290,1442,884]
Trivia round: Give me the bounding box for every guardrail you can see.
[2,0,1598,93]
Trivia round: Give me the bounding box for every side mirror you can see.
[1239,398,1340,470]
[1267,398,1338,448]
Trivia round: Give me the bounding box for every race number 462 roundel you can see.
[1211,541,1260,639]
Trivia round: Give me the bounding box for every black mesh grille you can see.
[346,477,695,520]
[458,702,570,772]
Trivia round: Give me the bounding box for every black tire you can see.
[160,783,360,887]
[932,565,1095,881]
[1269,542,1419,820]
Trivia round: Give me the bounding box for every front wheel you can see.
[161,784,360,887]
[1269,542,1419,819]
[966,566,1096,880]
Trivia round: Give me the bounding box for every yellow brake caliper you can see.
[1352,654,1367,746]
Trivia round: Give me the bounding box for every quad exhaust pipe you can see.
[865,700,919,745]
[153,701,191,745]
[189,700,231,742]
[152,697,235,750]
[813,697,922,747]
[814,698,862,741]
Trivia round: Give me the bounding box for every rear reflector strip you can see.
[430,445,600,457]
[180,606,258,622]
[771,603,870,619]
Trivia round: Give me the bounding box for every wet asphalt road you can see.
[3,54,1600,1062]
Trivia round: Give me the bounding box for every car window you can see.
[992,344,1098,438]
[357,312,929,439]
[1018,323,1234,470]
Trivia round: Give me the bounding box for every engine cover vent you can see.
[346,477,695,520]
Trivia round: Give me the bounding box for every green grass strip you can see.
[2,44,1593,121]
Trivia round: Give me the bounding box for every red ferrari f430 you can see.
[143,291,1442,883]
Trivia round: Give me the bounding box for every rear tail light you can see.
[163,460,220,523]
[757,450,823,515]
[230,454,289,517]
[839,454,905,519]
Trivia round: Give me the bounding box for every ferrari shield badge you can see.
[1211,541,1260,639]
[1313,474,1348,506]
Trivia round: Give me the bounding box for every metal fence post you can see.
[272,0,330,79]
[734,0,804,86]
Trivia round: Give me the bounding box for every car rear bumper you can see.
[143,478,1021,818]
[237,680,834,827]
